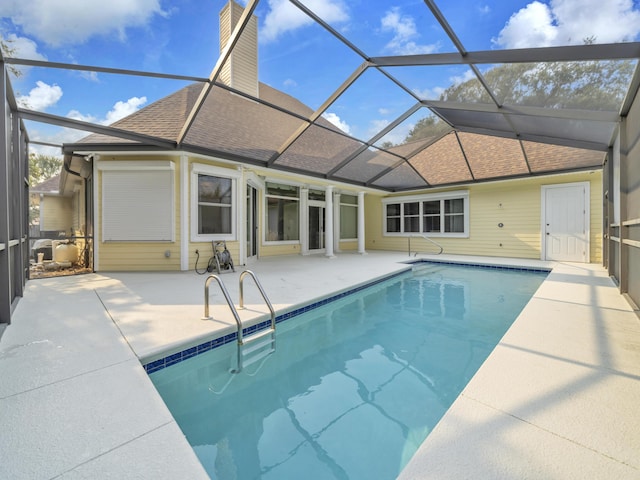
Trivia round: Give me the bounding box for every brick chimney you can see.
[219,0,259,98]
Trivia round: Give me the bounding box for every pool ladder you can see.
[203,270,276,373]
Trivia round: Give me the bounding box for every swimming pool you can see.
[150,262,547,479]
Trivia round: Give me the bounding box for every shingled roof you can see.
[70,79,605,192]
[30,175,61,194]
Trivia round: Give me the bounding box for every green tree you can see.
[29,153,63,186]
[402,55,634,144]
[403,115,451,144]
[441,59,634,111]
[1,36,23,78]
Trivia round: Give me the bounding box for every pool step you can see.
[241,328,275,368]
[204,270,276,374]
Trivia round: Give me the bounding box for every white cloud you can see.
[322,112,351,134]
[450,69,476,87]
[261,0,348,43]
[378,125,410,147]
[27,95,148,156]
[17,81,62,110]
[412,87,445,100]
[2,33,47,60]
[0,0,168,46]
[2,33,47,78]
[27,125,87,158]
[283,78,298,88]
[380,8,438,55]
[104,96,147,124]
[494,0,640,48]
[368,119,390,139]
[66,110,97,123]
[79,71,100,82]
[68,96,147,125]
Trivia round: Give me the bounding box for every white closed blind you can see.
[102,168,174,241]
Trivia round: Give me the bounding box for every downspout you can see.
[63,155,82,177]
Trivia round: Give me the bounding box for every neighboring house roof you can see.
[68,81,605,192]
[30,175,61,195]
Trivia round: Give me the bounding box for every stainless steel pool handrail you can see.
[239,270,275,329]
[408,235,444,256]
[203,271,276,373]
[203,274,244,371]
[238,270,276,371]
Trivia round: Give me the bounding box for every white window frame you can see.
[382,190,469,238]
[99,160,175,242]
[190,163,240,242]
[263,180,301,245]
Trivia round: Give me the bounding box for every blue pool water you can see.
[150,263,547,480]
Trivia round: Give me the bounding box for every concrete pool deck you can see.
[1,252,639,479]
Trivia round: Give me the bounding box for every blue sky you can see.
[2,0,640,156]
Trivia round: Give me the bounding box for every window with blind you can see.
[100,161,175,242]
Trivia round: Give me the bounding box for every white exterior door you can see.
[307,202,325,252]
[542,182,589,262]
[246,184,258,262]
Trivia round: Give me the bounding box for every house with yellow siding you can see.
[61,0,606,272]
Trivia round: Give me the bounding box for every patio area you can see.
[1,252,639,479]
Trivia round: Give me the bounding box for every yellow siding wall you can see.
[95,152,601,271]
[339,240,358,251]
[260,243,302,257]
[97,155,182,271]
[188,241,241,272]
[366,171,602,263]
[41,196,73,232]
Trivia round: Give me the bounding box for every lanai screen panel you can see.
[13,0,640,193]
[408,132,472,185]
[275,125,364,174]
[296,0,459,56]
[185,85,310,162]
[386,65,491,104]
[323,67,418,144]
[458,132,529,180]
[373,109,452,152]
[523,141,605,173]
[253,2,364,113]
[431,108,514,135]
[371,162,429,190]
[386,136,442,160]
[333,148,400,184]
[510,115,616,149]
[489,60,637,112]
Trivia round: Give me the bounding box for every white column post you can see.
[357,191,366,255]
[237,165,246,266]
[300,187,309,255]
[333,191,341,253]
[180,154,189,270]
[325,186,335,258]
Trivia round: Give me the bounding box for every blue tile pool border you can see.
[143,261,550,374]
[410,259,552,274]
